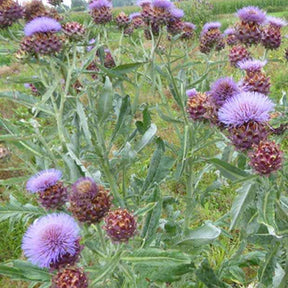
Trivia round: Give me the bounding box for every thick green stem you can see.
[184,159,194,231]
[92,223,107,254]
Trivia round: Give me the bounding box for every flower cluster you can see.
[137,0,196,40]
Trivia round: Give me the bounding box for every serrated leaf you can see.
[0,91,53,115]
[196,259,227,288]
[112,62,145,74]
[258,243,279,287]
[141,187,162,246]
[122,248,191,266]
[76,100,92,147]
[230,183,256,230]
[209,158,250,181]
[110,95,131,144]
[135,123,157,153]
[97,76,114,123]
[13,261,51,282]
[0,196,46,224]
[175,222,221,247]
[133,202,157,217]
[257,186,279,237]
[141,138,165,193]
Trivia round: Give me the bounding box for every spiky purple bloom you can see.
[169,7,184,19]
[266,16,287,28]
[184,22,196,30]
[152,0,173,9]
[237,6,266,24]
[26,169,62,193]
[201,21,221,35]
[224,28,235,35]
[137,0,151,6]
[88,0,112,10]
[209,77,240,107]
[129,12,141,20]
[24,17,61,36]
[22,213,80,268]
[237,59,267,72]
[186,88,197,97]
[218,92,274,126]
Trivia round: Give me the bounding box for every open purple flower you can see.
[209,77,240,107]
[26,169,62,193]
[22,213,81,268]
[224,28,235,36]
[26,169,67,210]
[129,12,141,20]
[266,16,287,28]
[152,0,173,9]
[186,88,197,97]
[24,17,61,37]
[237,59,267,73]
[218,92,274,126]
[169,7,184,19]
[88,0,112,10]
[236,6,266,24]
[201,22,221,35]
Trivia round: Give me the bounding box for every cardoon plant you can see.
[209,77,240,108]
[69,177,111,224]
[22,213,82,269]
[235,6,266,46]
[26,169,67,209]
[200,22,225,53]
[248,140,283,175]
[52,267,88,288]
[89,0,112,24]
[21,17,62,55]
[218,92,274,150]
[238,59,271,95]
[1,4,288,288]
[261,16,287,50]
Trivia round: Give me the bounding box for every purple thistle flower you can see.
[24,17,61,37]
[237,59,267,72]
[129,12,141,20]
[236,6,266,24]
[152,0,173,9]
[26,169,62,193]
[169,7,184,19]
[218,92,274,126]
[186,88,197,97]
[88,0,112,10]
[209,77,240,107]
[137,0,151,6]
[201,21,221,34]
[87,38,96,52]
[266,16,287,28]
[184,22,196,30]
[224,27,235,35]
[22,213,80,268]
